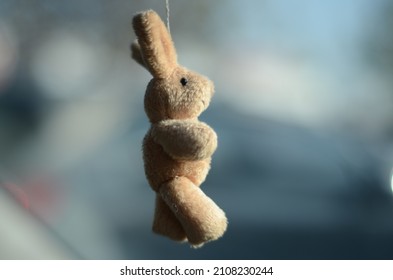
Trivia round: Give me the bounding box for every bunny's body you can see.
[144,120,214,190]
[131,10,227,247]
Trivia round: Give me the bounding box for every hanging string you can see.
[165,0,171,34]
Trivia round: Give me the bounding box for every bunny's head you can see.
[131,10,214,123]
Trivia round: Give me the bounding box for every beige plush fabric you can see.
[131,10,227,247]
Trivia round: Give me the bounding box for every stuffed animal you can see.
[131,10,227,247]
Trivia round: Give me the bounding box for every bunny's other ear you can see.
[130,40,146,68]
[132,10,177,78]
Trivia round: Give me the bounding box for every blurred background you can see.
[1,0,393,259]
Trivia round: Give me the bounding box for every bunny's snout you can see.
[208,79,215,98]
[200,76,214,108]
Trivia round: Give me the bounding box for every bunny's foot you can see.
[159,177,227,247]
[152,194,187,242]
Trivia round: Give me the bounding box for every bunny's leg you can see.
[159,177,227,247]
[152,194,187,242]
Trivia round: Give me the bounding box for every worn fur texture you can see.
[131,10,227,247]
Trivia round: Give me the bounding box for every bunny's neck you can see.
[150,117,199,125]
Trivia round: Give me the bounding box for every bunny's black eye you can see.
[180,77,188,86]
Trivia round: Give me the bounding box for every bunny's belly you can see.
[143,134,210,192]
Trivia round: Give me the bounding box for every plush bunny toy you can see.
[131,10,227,247]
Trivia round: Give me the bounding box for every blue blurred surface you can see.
[0,0,393,259]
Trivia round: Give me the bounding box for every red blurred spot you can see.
[1,176,65,222]
[26,177,61,216]
[2,182,30,210]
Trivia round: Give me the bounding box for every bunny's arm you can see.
[151,120,217,161]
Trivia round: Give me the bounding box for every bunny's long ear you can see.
[132,10,177,78]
